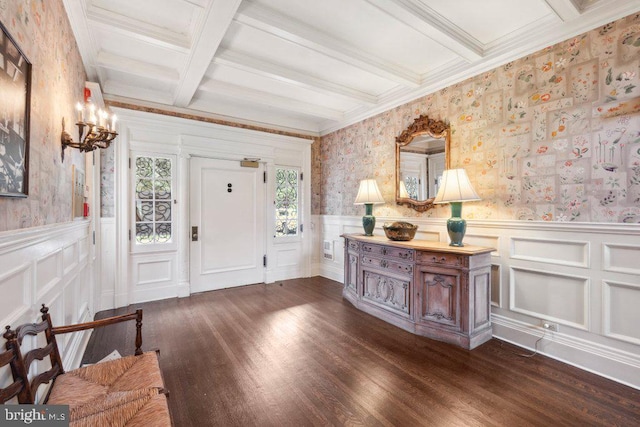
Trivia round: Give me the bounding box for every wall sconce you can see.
[61,102,117,161]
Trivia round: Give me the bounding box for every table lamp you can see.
[399,180,410,199]
[433,169,480,247]
[354,179,385,236]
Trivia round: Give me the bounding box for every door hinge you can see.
[128,229,131,241]
[300,172,303,181]
[92,151,95,165]
[300,224,303,232]
[263,255,267,267]
[128,158,131,169]
[92,230,96,245]
[263,171,267,183]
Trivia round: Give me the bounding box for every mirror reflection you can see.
[395,115,450,212]
[399,135,446,200]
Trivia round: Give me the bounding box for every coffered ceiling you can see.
[63,0,640,136]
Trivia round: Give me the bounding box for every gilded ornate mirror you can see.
[395,115,450,212]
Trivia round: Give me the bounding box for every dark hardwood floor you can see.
[82,277,640,426]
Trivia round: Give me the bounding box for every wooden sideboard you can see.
[342,234,494,349]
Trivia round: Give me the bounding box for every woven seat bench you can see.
[1,305,172,426]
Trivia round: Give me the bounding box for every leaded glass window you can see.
[134,156,172,244]
[404,177,419,200]
[275,167,299,237]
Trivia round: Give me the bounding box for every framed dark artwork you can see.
[0,21,31,197]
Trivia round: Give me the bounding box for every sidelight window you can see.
[133,155,174,245]
[274,167,299,237]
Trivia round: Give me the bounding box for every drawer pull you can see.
[399,252,410,259]
[432,256,447,263]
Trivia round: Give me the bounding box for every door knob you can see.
[192,226,198,241]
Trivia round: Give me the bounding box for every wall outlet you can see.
[542,321,559,332]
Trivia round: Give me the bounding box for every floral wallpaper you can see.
[100,145,114,217]
[0,0,86,231]
[314,13,640,223]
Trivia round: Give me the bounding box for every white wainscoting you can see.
[0,221,96,374]
[100,217,116,311]
[311,214,640,390]
[107,108,312,308]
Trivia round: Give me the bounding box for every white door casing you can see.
[428,152,446,198]
[113,108,312,308]
[190,157,266,292]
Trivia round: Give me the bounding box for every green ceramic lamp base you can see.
[447,202,467,247]
[362,203,375,236]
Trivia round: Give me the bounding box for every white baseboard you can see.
[177,280,190,298]
[311,262,322,277]
[319,263,343,283]
[492,314,640,390]
[131,285,178,305]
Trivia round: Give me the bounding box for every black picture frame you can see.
[0,20,31,197]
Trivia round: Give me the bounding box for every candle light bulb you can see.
[98,109,105,127]
[76,102,84,122]
[88,103,96,124]
[111,114,117,131]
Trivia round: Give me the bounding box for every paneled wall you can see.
[0,221,95,394]
[108,109,312,308]
[312,215,640,389]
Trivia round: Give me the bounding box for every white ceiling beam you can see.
[173,0,243,107]
[214,50,378,105]
[85,5,190,53]
[235,3,420,88]
[62,0,100,81]
[178,0,208,8]
[544,0,582,21]
[103,80,175,105]
[198,80,345,121]
[96,51,180,83]
[365,0,484,62]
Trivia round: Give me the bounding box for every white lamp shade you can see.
[354,179,385,205]
[433,169,480,204]
[399,180,410,198]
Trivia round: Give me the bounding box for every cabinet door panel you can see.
[418,269,460,329]
[362,270,411,317]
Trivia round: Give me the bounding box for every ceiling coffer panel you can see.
[63,0,640,135]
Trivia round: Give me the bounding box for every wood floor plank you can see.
[82,278,640,427]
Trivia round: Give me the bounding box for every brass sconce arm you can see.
[61,116,118,161]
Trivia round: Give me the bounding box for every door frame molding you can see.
[113,108,313,308]
[189,156,267,292]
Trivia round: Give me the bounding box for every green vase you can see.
[362,203,375,236]
[447,202,467,247]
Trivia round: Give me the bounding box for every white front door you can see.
[190,157,265,293]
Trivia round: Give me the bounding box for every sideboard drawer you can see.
[361,243,414,261]
[362,255,413,276]
[416,251,466,268]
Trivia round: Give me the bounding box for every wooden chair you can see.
[0,331,28,404]
[3,305,148,403]
[2,305,172,425]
